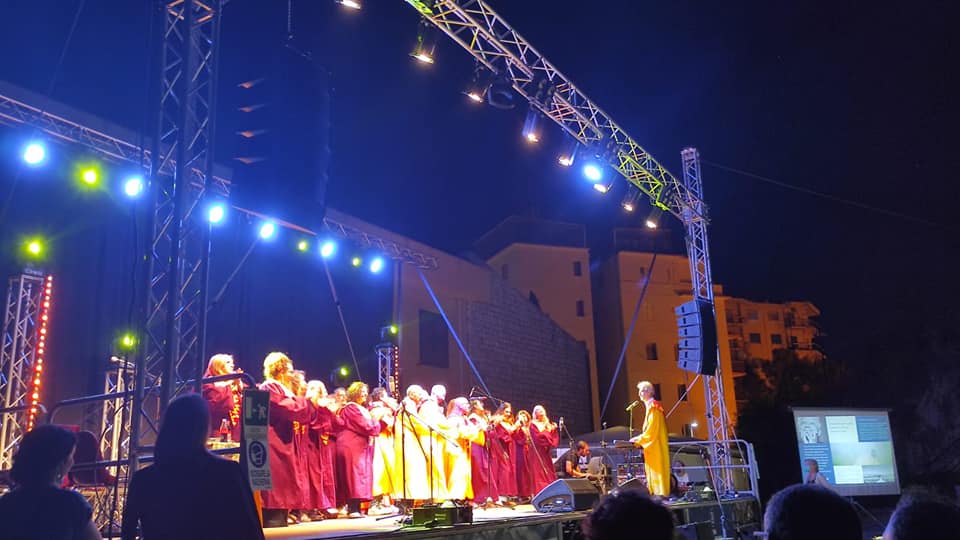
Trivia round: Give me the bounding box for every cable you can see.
[663,374,701,420]
[702,160,949,230]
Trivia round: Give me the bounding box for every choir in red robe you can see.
[201,354,244,441]
[334,382,381,516]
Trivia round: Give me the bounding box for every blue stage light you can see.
[207,204,226,224]
[583,162,603,182]
[369,256,385,274]
[320,240,337,259]
[259,221,277,240]
[123,176,144,198]
[22,142,46,166]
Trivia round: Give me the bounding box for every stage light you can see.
[336,0,361,9]
[645,207,663,229]
[389,324,398,335]
[297,239,309,252]
[583,162,604,182]
[351,256,362,267]
[411,20,437,65]
[320,240,337,259]
[123,176,145,198]
[557,139,580,167]
[22,142,46,166]
[464,65,487,103]
[622,185,641,213]
[259,221,277,240]
[339,366,350,377]
[208,203,226,224]
[487,75,515,110]
[369,256,385,274]
[25,239,44,257]
[593,181,613,194]
[465,88,484,103]
[119,332,137,351]
[522,107,542,143]
[81,168,98,186]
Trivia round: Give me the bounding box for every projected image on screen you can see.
[792,408,901,497]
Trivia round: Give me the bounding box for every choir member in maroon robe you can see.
[490,402,518,502]
[201,354,245,441]
[468,399,494,504]
[289,371,312,523]
[335,382,382,517]
[514,410,534,499]
[306,380,342,517]
[528,405,559,495]
[258,352,316,524]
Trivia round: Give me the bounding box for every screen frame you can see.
[791,407,901,497]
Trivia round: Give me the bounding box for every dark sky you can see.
[1,0,958,409]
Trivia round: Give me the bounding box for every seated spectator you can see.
[882,491,960,540]
[763,484,861,540]
[0,424,102,540]
[121,394,264,540]
[582,489,674,540]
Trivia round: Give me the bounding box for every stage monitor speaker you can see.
[676,299,718,375]
[411,504,473,526]
[615,477,649,495]
[532,478,600,513]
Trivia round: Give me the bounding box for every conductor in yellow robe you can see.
[630,381,670,497]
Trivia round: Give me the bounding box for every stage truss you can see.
[0,271,50,470]
[404,0,733,490]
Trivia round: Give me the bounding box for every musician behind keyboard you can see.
[557,440,593,479]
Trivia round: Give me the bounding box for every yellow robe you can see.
[393,403,430,500]
[371,406,396,497]
[443,415,483,500]
[636,399,670,496]
[417,399,449,500]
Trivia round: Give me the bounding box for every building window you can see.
[652,383,662,401]
[419,310,449,368]
[728,339,738,350]
[770,333,783,345]
[748,333,761,344]
[573,261,583,277]
[501,264,509,280]
[725,311,734,323]
[576,300,585,317]
[677,384,688,402]
[747,310,759,321]
[790,335,799,346]
[646,343,659,360]
[768,311,780,321]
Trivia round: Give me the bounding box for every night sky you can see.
[1,1,957,412]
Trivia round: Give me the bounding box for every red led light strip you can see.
[27,275,53,430]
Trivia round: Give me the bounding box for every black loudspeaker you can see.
[532,478,600,513]
[676,300,719,375]
[675,522,713,540]
[615,477,649,495]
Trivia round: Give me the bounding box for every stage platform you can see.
[264,506,586,540]
[263,496,760,540]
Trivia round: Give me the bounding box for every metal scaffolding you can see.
[0,271,48,470]
[404,0,733,489]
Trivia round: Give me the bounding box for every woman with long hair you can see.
[528,405,559,495]
[368,387,399,514]
[0,425,101,540]
[490,402,518,502]
[201,353,245,441]
[335,382,381,517]
[513,409,533,499]
[444,397,481,502]
[467,398,493,504]
[121,394,263,540]
[305,380,342,517]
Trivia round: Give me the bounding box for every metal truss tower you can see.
[130,0,224,467]
[0,271,50,469]
[101,357,135,477]
[404,0,732,486]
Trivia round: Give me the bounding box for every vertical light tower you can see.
[0,271,50,469]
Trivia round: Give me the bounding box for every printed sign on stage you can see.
[242,389,272,491]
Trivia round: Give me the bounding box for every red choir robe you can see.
[335,402,382,502]
[303,406,340,510]
[468,414,493,502]
[258,380,316,510]
[490,421,517,497]
[522,423,558,496]
[202,382,242,441]
[514,428,532,498]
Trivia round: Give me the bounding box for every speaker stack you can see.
[532,478,601,513]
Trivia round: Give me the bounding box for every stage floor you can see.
[263,505,583,540]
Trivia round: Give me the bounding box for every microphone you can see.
[558,417,564,432]
[625,400,640,412]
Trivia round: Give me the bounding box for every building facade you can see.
[724,299,822,372]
